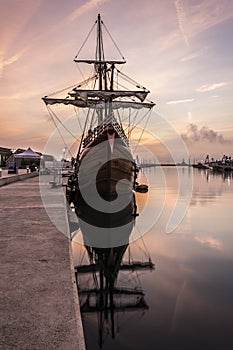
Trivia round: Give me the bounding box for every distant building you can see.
[0,147,12,167]
[176,158,189,166]
[5,148,26,167]
[1,145,55,169]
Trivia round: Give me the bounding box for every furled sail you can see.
[69,89,149,102]
[42,96,155,109]
[74,59,126,65]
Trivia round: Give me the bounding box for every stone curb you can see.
[0,171,39,187]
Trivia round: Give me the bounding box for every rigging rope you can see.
[46,106,73,158]
[74,66,97,89]
[47,82,81,97]
[116,69,146,90]
[126,110,139,137]
[75,107,92,160]
[46,74,97,97]
[132,109,152,155]
[79,247,87,266]
[74,107,83,131]
[133,231,151,260]
[141,236,151,260]
[102,22,125,60]
[113,78,130,91]
[74,21,96,59]
[47,106,77,140]
[90,108,97,130]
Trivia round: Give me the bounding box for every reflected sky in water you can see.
[72,167,233,350]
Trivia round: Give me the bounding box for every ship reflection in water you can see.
[72,195,154,349]
[71,167,233,350]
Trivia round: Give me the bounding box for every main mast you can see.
[96,14,105,123]
[96,14,113,92]
[96,14,104,91]
[42,14,155,114]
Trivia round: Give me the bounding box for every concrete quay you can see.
[0,170,39,187]
[0,176,86,350]
[0,169,28,177]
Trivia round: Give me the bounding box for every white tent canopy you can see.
[14,147,41,159]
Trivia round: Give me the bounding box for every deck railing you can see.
[82,114,129,148]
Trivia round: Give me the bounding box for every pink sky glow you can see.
[0,0,233,161]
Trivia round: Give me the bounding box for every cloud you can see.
[0,0,44,75]
[182,123,225,143]
[195,235,223,251]
[181,48,206,62]
[0,47,29,76]
[167,98,194,105]
[196,82,228,92]
[174,0,189,46]
[44,0,109,35]
[67,0,109,23]
[174,0,233,42]
[0,0,109,75]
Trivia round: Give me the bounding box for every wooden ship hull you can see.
[78,125,136,200]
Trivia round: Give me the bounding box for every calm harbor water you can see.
[72,167,233,350]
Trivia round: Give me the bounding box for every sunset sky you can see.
[1,0,233,161]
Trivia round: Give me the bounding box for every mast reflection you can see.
[74,195,154,348]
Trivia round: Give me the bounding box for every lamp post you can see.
[40,155,44,174]
[62,147,67,161]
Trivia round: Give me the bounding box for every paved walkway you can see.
[0,177,85,350]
